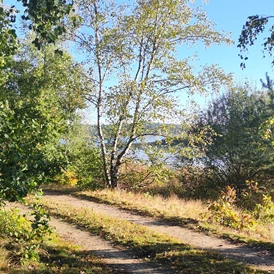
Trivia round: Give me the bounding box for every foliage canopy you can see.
[0,43,86,201]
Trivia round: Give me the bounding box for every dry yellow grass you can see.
[80,188,207,221]
[203,220,274,247]
[43,184,274,247]
[77,188,274,247]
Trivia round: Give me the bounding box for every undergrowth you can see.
[206,186,256,230]
[206,183,274,230]
[0,204,51,265]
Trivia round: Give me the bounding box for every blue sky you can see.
[192,0,274,87]
[4,0,274,108]
[3,0,274,122]
[5,0,274,87]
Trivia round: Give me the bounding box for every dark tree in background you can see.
[187,84,274,197]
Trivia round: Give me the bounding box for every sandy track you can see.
[5,202,173,274]
[43,191,274,272]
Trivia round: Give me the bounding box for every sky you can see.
[5,0,274,79]
[3,0,274,113]
[5,0,274,86]
[191,0,274,87]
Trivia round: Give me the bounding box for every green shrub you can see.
[59,123,105,190]
[0,202,51,265]
[254,194,274,223]
[207,186,256,229]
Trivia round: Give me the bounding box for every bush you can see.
[207,186,256,229]
[0,202,51,265]
[254,194,274,223]
[179,166,219,200]
[207,181,274,229]
[238,180,265,210]
[58,123,105,189]
[191,86,274,197]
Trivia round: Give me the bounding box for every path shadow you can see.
[40,189,274,272]
[8,242,259,274]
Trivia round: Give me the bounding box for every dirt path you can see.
[6,202,170,274]
[42,191,274,273]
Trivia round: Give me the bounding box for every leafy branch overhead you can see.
[238,14,274,68]
[1,0,75,49]
[20,0,75,48]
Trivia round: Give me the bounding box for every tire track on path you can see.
[6,202,172,274]
[43,191,274,273]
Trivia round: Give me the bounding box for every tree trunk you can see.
[110,163,120,188]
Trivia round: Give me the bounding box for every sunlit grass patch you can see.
[8,237,112,274]
[33,235,111,274]
[73,189,274,249]
[42,186,274,253]
[33,197,262,274]
[75,188,206,222]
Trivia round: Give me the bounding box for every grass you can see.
[76,188,206,222]
[0,209,113,274]
[71,189,274,249]
[30,196,266,274]
[43,186,274,251]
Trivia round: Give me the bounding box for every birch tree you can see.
[74,0,233,188]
